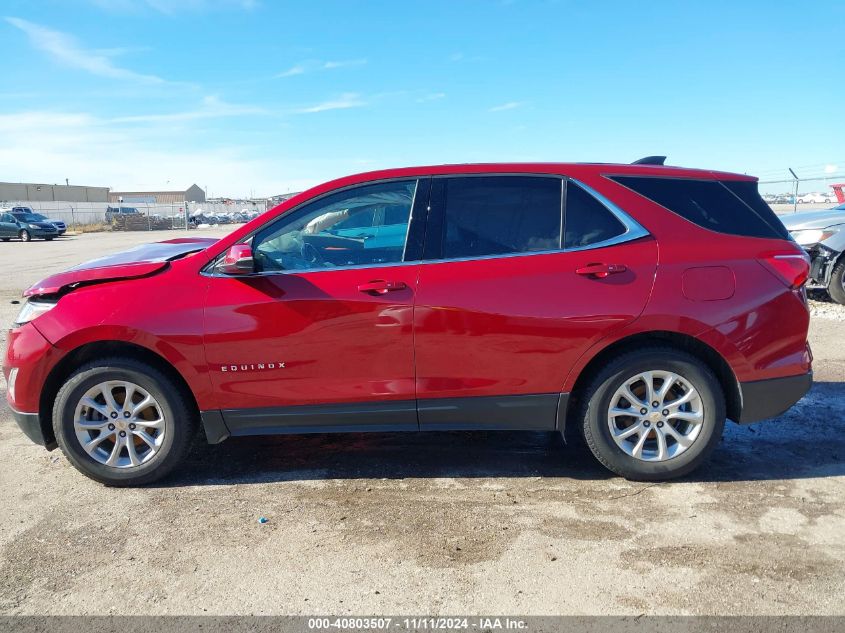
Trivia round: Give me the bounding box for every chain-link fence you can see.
[0,199,269,232]
[758,174,844,215]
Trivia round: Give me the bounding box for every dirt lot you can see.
[0,230,843,616]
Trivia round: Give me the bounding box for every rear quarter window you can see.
[564,181,627,248]
[610,176,789,240]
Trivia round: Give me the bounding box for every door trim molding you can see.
[221,400,419,437]
[418,393,560,431]
[202,392,569,441]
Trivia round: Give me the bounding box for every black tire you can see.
[828,260,845,305]
[45,237,54,241]
[19,229,31,242]
[52,357,197,486]
[577,346,725,481]
[1,238,9,242]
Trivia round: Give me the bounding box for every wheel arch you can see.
[38,340,201,448]
[562,330,742,437]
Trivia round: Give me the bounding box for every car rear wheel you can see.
[19,230,31,242]
[577,346,725,481]
[53,357,197,486]
[828,260,845,305]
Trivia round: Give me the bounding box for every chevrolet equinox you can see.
[4,159,813,485]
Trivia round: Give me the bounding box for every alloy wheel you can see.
[607,370,704,462]
[73,380,166,468]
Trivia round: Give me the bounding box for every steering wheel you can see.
[300,239,325,266]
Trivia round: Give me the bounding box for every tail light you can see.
[758,251,811,289]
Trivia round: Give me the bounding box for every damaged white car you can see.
[782,203,845,304]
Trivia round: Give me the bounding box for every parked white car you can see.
[797,192,836,204]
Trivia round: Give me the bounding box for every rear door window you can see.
[610,176,788,239]
[437,176,562,259]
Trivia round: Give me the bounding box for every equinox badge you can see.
[220,362,286,372]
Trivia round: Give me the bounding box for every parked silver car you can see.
[781,203,845,304]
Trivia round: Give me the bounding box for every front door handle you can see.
[575,263,627,279]
[357,280,408,295]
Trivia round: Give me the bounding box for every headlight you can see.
[14,299,56,326]
[789,227,839,246]
[27,223,39,229]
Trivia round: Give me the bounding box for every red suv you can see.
[4,160,812,486]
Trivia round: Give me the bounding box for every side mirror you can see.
[219,244,255,275]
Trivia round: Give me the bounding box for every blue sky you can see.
[1,0,843,197]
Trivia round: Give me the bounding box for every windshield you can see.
[15,213,46,222]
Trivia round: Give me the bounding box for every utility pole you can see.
[789,168,799,214]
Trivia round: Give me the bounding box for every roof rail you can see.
[631,156,667,165]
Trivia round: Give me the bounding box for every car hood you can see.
[780,210,845,231]
[24,237,217,297]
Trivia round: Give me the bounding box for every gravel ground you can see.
[809,292,845,322]
[0,230,843,616]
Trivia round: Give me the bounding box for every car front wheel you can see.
[577,346,725,481]
[53,357,197,486]
[19,229,31,242]
[828,260,845,305]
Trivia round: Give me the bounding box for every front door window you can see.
[251,180,418,272]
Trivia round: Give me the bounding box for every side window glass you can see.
[331,208,376,231]
[611,176,788,240]
[251,180,417,272]
[563,181,626,249]
[441,176,562,258]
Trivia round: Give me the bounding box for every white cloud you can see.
[0,107,415,196]
[488,101,525,112]
[824,164,838,174]
[276,65,306,78]
[322,58,366,69]
[112,96,266,123]
[93,45,152,57]
[0,109,302,197]
[296,93,366,113]
[276,58,367,78]
[5,17,168,84]
[0,111,99,132]
[417,92,446,102]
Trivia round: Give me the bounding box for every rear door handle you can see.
[357,280,408,295]
[575,263,627,279]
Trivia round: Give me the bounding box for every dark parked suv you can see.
[105,206,140,222]
[5,159,812,486]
